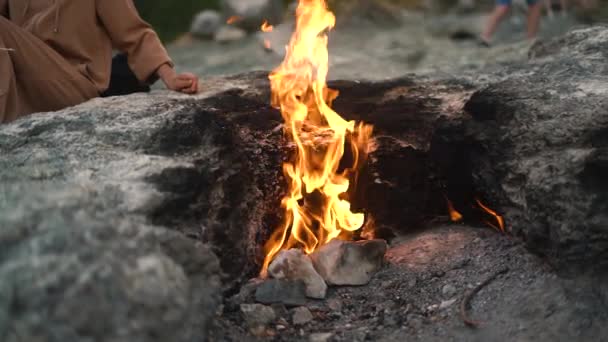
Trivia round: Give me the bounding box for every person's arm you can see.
[95,0,198,94]
[1,0,8,17]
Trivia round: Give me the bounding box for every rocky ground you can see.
[169,8,587,81]
[1,8,607,342]
[212,225,608,342]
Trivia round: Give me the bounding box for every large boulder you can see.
[190,10,222,39]
[0,183,222,342]
[462,27,608,272]
[220,0,285,32]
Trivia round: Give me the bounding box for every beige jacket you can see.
[0,0,172,93]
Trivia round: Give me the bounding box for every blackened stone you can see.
[255,279,307,307]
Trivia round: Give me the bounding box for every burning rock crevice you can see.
[139,73,484,288]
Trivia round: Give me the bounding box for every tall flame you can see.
[261,0,373,276]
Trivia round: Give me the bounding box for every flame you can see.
[261,0,373,276]
[261,20,274,32]
[445,198,463,222]
[226,15,242,25]
[475,198,505,233]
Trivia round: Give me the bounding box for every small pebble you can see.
[439,298,458,310]
[442,284,457,298]
[310,332,333,342]
[327,298,343,311]
[292,307,314,325]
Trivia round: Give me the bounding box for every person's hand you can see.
[157,64,199,94]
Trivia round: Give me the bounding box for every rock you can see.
[214,25,248,43]
[190,10,222,39]
[310,239,388,286]
[310,332,333,342]
[269,249,327,299]
[220,0,285,32]
[292,307,314,325]
[439,298,458,310]
[255,279,307,307]
[240,303,277,328]
[426,14,484,40]
[462,27,608,272]
[441,284,457,298]
[0,193,222,342]
[327,298,343,312]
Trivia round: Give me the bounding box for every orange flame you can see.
[226,15,242,25]
[475,198,505,233]
[261,20,274,32]
[261,0,373,276]
[445,198,463,222]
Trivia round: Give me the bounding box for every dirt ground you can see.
[210,224,608,342]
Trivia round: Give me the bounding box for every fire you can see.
[261,0,373,276]
[261,20,274,32]
[226,15,242,25]
[445,197,463,222]
[260,21,273,50]
[475,198,505,233]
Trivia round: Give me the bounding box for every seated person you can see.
[0,0,199,124]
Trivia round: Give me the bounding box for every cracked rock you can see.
[310,239,388,286]
[268,249,327,299]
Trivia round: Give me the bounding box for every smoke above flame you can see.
[261,0,373,276]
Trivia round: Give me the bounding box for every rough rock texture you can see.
[0,185,222,342]
[254,279,308,306]
[268,249,327,299]
[461,27,608,272]
[2,24,608,342]
[310,239,388,286]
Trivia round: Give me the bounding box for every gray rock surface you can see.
[292,306,314,325]
[190,10,222,38]
[220,0,285,32]
[310,239,388,286]
[462,27,608,271]
[255,279,308,306]
[240,303,276,328]
[0,185,222,342]
[268,249,327,299]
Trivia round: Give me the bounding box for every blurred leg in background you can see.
[481,1,511,44]
[526,0,543,39]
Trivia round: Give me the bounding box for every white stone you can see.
[190,10,222,38]
[310,239,388,286]
[268,249,327,299]
[439,298,458,310]
[309,332,333,342]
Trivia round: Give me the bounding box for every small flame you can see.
[446,198,463,222]
[226,15,242,25]
[261,20,274,32]
[261,0,373,276]
[475,198,505,233]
